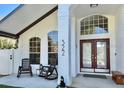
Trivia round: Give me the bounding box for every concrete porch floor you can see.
[0,74,124,88]
[0,74,57,88]
[71,74,124,88]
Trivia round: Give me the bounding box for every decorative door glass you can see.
[83,43,92,67]
[97,42,107,68]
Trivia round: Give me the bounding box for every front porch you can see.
[0,74,123,88]
[0,74,57,88]
[71,74,124,88]
[0,74,124,88]
[0,4,124,87]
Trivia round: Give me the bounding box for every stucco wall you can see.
[116,6,124,74]
[14,11,58,74]
[13,6,119,76]
[70,15,116,75]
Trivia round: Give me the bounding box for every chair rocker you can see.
[39,65,58,80]
[17,58,33,78]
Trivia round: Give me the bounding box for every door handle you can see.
[95,57,97,59]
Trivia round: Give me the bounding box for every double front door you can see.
[80,39,110,73]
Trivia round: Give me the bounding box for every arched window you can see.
[80,15,108,35]
[48,31,58,65]
[29,37,40,64]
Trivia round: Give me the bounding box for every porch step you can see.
[78,72,112,77]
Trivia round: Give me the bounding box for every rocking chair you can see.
[39,64,58,80]
[17,58,33,78]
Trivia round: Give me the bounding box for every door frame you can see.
[80,38,110,73]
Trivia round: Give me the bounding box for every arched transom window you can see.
[29,37,40,64]
[48,31,58,65]
[80,15,108,35]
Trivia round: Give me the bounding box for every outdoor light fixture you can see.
[90,4,98,8]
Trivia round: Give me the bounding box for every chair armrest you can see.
[42,66,50,72]
[19,66,22,68]
[42,66,50,68]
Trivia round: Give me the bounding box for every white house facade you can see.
[0,4,124,86]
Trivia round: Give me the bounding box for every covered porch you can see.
[0,74,57,88]
[67,4,124,85]
[71,74,124,88]
[0,74,123,88]
[0,4,124,87]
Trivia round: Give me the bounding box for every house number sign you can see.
[61,40,65,56]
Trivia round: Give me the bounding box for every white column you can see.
[70,17,77,77]
[58,4,72,85]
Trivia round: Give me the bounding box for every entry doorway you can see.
[80,39,110,73]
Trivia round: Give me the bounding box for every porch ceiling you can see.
[0,4,57,35]
[70,4,122,18]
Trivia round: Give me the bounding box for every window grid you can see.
[80,15,108,35]
[48,31,58,65]
[30,38,40,53]
[29,37,40,64]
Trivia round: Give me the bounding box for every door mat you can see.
[83,74,107,79]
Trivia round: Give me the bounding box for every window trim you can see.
[29,37,41,64]
[80,15,108,35]
[48,31,58,65]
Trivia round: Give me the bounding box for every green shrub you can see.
[0,39,17,49]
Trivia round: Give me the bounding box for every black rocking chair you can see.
[17,58,33,78]
[39,64,58,80]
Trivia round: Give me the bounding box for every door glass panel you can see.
[83,43,92,67]
[97,42,107,68]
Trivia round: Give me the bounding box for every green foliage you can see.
[3,39,8,49]
[0,84,20,88]
[0,39,18,49]
[13,42,18,49]
[0,39,2,48]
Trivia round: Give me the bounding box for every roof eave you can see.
[0,31,18,39]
